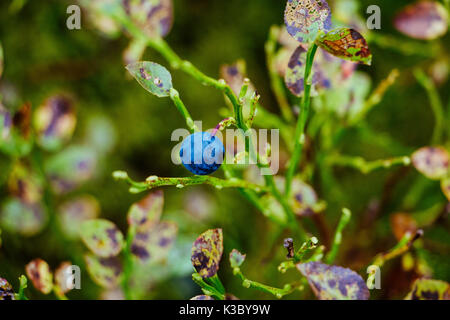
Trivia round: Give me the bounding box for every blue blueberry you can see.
[179,132,224,175]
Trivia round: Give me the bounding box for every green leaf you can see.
[405,278,450,300]
[191,229,223,279]
[297,261,370,300]
[85,254,122,289]
[58,195,100,239]
[315,28,372,65]
[80,219,124,257]
[25,259,53,295]
[127,190,164,231]
[131,221,177,264]
[229,249,246,269]
[412,146,449,180]
[284,0,332,43]
[394,1,449,40]
[126,61,173,97]
[0,277,15,300]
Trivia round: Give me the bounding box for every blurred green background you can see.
[0,0,449,300]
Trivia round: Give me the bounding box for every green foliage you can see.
[80,219,125,257]
[126,62,173,98]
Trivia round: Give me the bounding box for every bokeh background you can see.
[0,0,449,300]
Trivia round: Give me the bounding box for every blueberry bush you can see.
[0,0,449,300]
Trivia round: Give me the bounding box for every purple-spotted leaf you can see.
[80,219,124,257]
[191,229,223,279]
[190,295,214,300]
[123,0,173,38]
[412,147,449,180]
[405,278,450,300]
[284,0,332,43]
[131,221,177,264]
[441,177,450,201]
[315,28,372,65]
[229,249,246,269]
[8,162,43,204]
[395,1,449,40]
[126,61,173,98]
[127,190,164,231]
[58,195,100,239]
[0,277,15,300]
[45,146,97,194]
[25,259,53,295]
[34,95,76,151]
[85,254,122,289]
[290,179,318,217]
[0,197,48,236]
[54,262,74,294]
[297,262,370,300]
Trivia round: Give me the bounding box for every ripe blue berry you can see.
[179,132,225,175]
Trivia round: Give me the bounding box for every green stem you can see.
[192,273,225,300]
[121,226,136,300]
[17,275,28,300]
[169,88,198,132]
[328,154,411,175]
[325,208,351,264]
[414,68,445,144]
[285,43,318,195]
[265,25,294,123]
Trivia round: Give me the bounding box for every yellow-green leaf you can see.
[191,229,223,279]
[80,219,124,257]
[405,278,450,300]
[126,61,173,97]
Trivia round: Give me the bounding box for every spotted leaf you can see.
[0,197,48,236]
[297,261,370,300]
[34,94,77,151]
[123,0,173,38]
[25,259,53,295]
[316,28,372,65]
[54,262,74,294]
[394,1,449,40]
[127,190,164,231]
[412,147,449,180]
[229,249,246,269]
[80,219,124,257]
[126,61,173,97]
[190,295,214,300]
[405,278,450,300]
[284,0,332,43]
[191,228,223,279]
[0,277,15,300]
[441,177,450,201]
[58,195,100,239]
[85,254,122,289]
[289,178,318,216]
[131,221,177,264]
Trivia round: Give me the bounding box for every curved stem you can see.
[325,208,351,264]
[328,154,411,175]
[285,43,318,195]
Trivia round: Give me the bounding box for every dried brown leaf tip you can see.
[191,228,223,279]
[283,238,295,258]
[394,1,449,40]
[297,262,369,300]
[25,258,53,294]
[0,277,15,300]
[80,219,124,257]
[412,146,449,180]
[127,190,164,231]
[390,213,418,241]
[405,278,450,300]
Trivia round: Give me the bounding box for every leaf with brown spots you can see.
[412,146,449,180]
[315,28,372,65]
[229,249,246,269]
[394,1,448,40]
[191,229,223,279]
[0,277,15,300]
[25,259,53,294]
[297,261,370,300]
[80,219,124,257]
[54,262,74,294]
[441,177,450,201]
[284,0,332,43]
[405,278,450,300]
[390,213,418,242]
[131,221,177,264]
[85,254,123,289]
[127,190,163,231]
[126,61,173,98]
